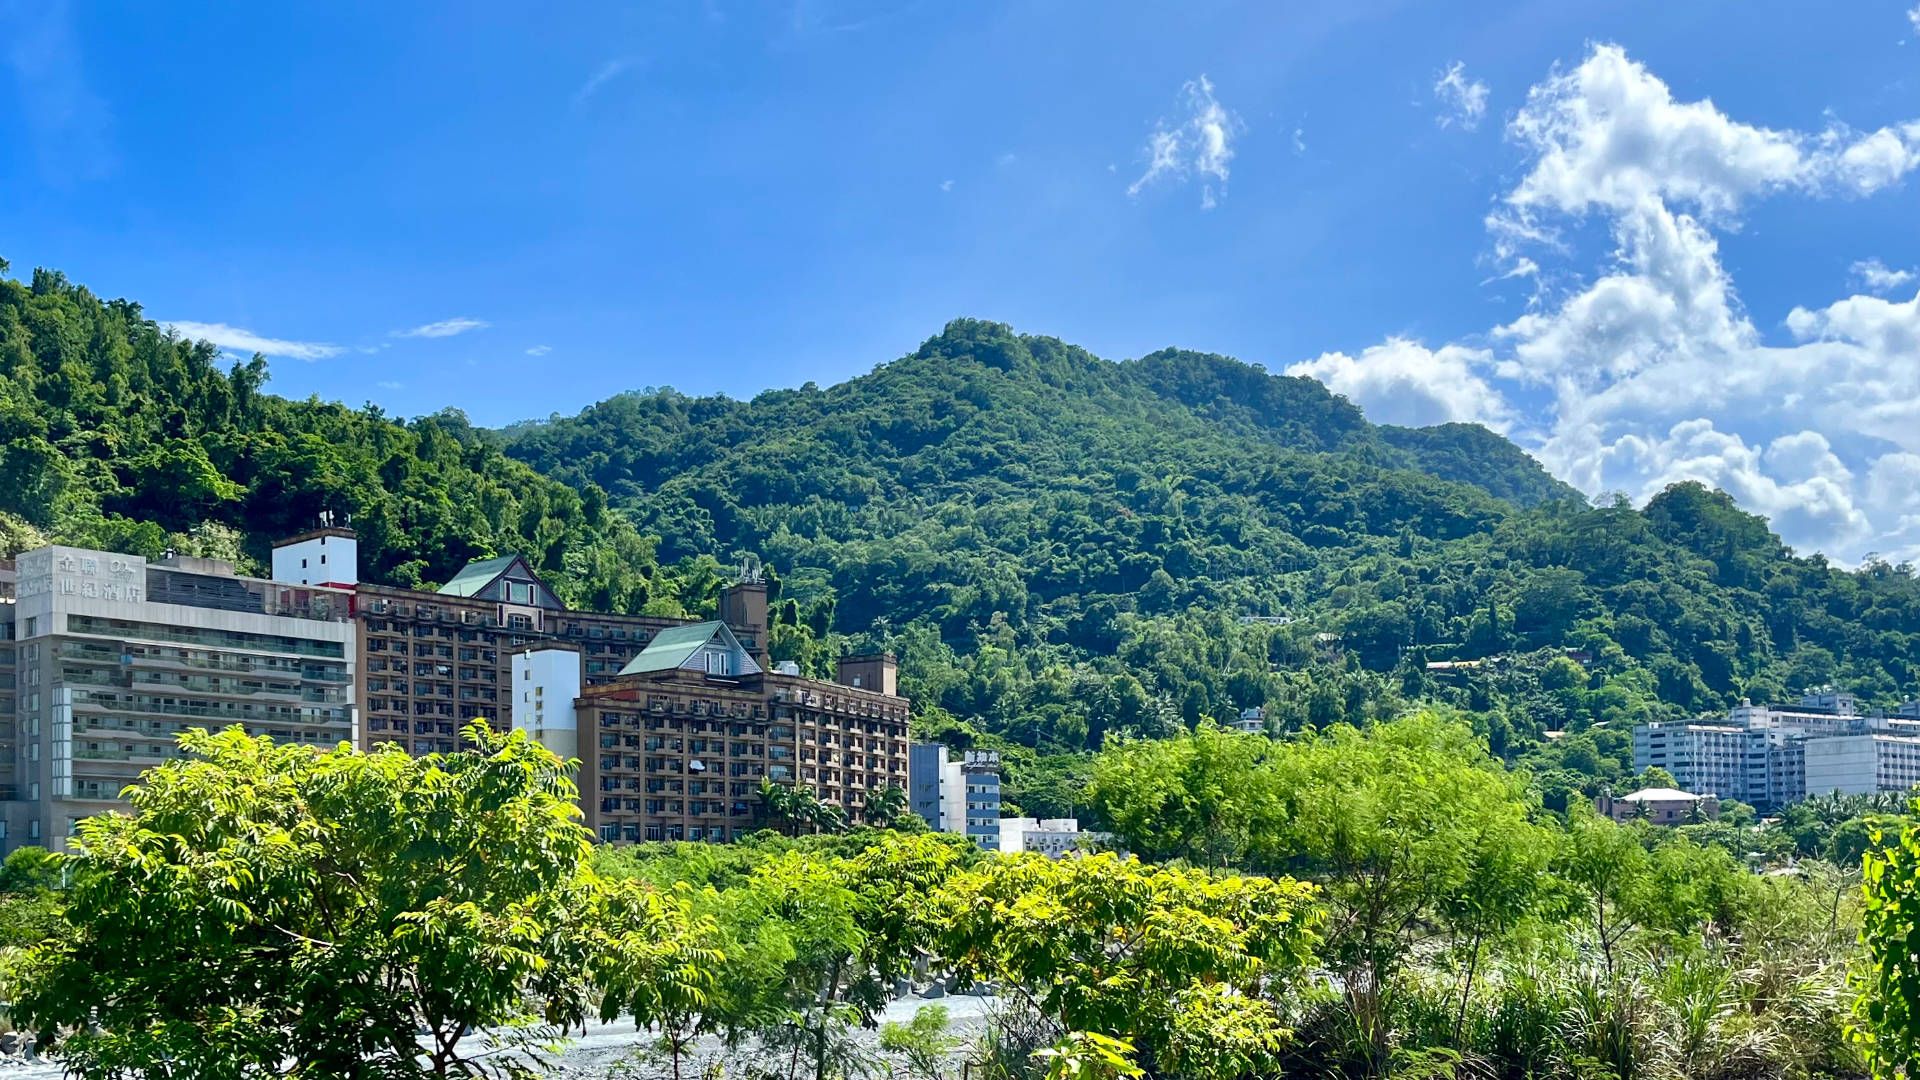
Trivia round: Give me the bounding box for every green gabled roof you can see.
[619,620,728,676]
[438,555,518,597]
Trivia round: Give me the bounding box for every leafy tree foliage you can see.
[11,722,601,1079]
[932,852,1320,1080]
[1857,814,1920,1077]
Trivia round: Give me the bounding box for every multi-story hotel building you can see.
[0,545,356,852]
[270,529,721,756]
[270,527,912,840]
[511,630,911,844]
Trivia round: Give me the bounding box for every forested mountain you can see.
[0,262,693,615]
[7,266,1920,813]
[500,318,1920,800]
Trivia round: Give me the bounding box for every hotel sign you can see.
[16,548,145,604]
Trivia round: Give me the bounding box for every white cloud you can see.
[525,344,552,356]
[376,380,403,390]
[939,179,954,192]
[1910,3,1920,37]
[1286,339,1512,431]
[1292,126,1306,154]
[1585,421,1872,552]
[393,317,490,339]
[164,320,343,361]
[1127,75,1241,209]
[1499,43,1920,226]
[1285,42,1920,563]
[1433,62,1489,131]
[1851,257,1916,292]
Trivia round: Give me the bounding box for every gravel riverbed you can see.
[0,994,999,1079]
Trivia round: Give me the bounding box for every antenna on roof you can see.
[737,553,764,585]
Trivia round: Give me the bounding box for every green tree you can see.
[0,846,61,892]
[592,881,726,1080]
[1086,723,1283,868]
[1856,817,1920,1076]
[1263,712,1551,1065]
[880,1005,961,1080]
[1556,808,1651,981]
[931,852,1320,1079]
[12,722,600,1079]
[863,784,914,830]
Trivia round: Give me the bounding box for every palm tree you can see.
[864,784,910,829]
[757,778,798,835]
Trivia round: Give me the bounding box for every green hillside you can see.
[0,263,698,616]
[6,267,1920,812]
[501,318,1920,796]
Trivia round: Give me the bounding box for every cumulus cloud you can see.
[1433,62,1489,130]
[1852,258,1916,292]
[393,317,490,339]
[1286,339,1512,431]
[1609,422,1870,552]
[1285,42,1920,563]
[164,320,343,361]
[1128,75,1241,209]
[1498,44,1920,226]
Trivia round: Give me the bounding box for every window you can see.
[706,650,731,676]
[301,558,308,569]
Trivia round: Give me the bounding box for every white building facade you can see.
[1636,691,1920,808]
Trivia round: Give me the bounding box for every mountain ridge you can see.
[6,273,1919,799]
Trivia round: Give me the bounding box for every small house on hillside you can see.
[1595,787,1719,825]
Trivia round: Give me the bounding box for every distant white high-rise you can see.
[1635,689,1920,807]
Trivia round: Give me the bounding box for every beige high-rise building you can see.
[0,545,356,852]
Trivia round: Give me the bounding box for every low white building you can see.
[997,816,1085,858]
[1595,787,1718,824]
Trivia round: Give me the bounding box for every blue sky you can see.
[5,1,1920,562]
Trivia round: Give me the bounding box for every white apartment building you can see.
[997,816,1086,857]
[1804,733,1920,797]
[1636,690,1920,808]
[909,744,1001,850]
